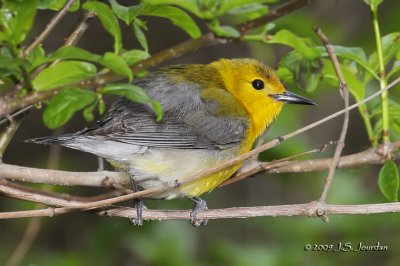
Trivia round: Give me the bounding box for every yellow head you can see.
[210,58,315,139]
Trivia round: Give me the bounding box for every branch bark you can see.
[0,164,129,187]
[2,200,400,222]
[238,0,314,34]
[2,178,400,221]
[315,27,350,202]
[1,141,399,187]
[24,0,77,56]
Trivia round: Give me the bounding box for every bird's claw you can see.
[190,197,208,227]
[129,199,145,226]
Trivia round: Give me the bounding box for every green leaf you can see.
[142,0,276,19]
[209,20,240,38]
[50,46,101,62]
[140,5,201,38]
[219,0,277,14]
[102,83,163,121]
[110,0,141,25]
[378,160,399,202]
[322,59,365,102]
[228,3,267,14]
[363,0,383,10]
[132,22,149,52]
[278,50,323,92]
[305,71,320,93]
[1,0,39,45]
[27,45,46,70]
[318,45,378,80]
[387,61,400,79]
[102,83,150,103]
[150,100,164,122]
[33,61,97,91]
[121,49,150,65]
[83,100,97,122]
[228,3,268,24]
[393,118,400,137]
[43,88,96,128]
[330,46,368,63]
[39,0,80,12]
[0,46,26,77]
[32,46,102,68]
[368,33,400,72]
[83,1,122,53]
[98,94,106,115]
[276,67,294,84]
[342,66,365,102]
[141,0,207,18]
[100,52,133,81]
[267,30,320,60]
[373,118,382,139]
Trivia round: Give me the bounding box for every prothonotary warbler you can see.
[28,58,315,226]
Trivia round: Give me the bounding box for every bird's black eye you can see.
[252,79,264,90]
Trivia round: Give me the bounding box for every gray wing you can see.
[85,74,249,150]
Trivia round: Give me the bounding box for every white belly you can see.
[124,147,239,199]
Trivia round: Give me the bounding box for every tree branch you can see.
[268,141,400,173]
[0,164,129,187]
[23,0,77,56]
[2,200,400,222]
[0,115,25,161]
[220,144,329,187]
[1,141,399,188]
[238,0,314,34]
[2,178,400,222]
[315,27,350,202]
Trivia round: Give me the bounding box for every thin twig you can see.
[0,115,25,161]
[238,0,314,34]
[220,144,329,187]
[269,141,400,173]
[23,0,77,56]
[0,106,33,127]
[315,27,350,202]
[0,180,163,210]
[64,11,95,46]
[30,10,95,78]
[0,179,125,203]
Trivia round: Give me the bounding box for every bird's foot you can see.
[189,197,208,227]
[129,198,145,226]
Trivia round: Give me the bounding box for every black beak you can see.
[269,90,316,105]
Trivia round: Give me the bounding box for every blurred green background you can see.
[1,0,400,265]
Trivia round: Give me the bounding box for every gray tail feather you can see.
[25,133,78,146]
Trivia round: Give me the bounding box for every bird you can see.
[28,58,315,226]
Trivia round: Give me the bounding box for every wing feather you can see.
[84,71,249,150]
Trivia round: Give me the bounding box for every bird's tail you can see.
[25,133,79,146]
